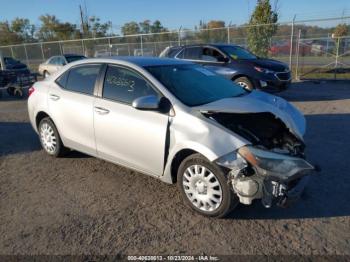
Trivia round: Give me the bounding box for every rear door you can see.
[48,64,101,155]
[93,64,169,176]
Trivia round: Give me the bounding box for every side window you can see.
[202,47,225,62]
[103,65,158,104]
[182,47,201,60]
[64,64,100,95]
[57,57,66,65]
[49,57,58,65]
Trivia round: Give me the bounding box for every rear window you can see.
[65,56,86,63]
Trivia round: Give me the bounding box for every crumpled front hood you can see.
[193,91,306,140]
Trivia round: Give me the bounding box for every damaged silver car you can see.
[28,57,314,218]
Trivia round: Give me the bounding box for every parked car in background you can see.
[160,44,291,92]
[28,57,314,217]
[0,52,36,98]
[134,48,154,57]
[38,54,86,78]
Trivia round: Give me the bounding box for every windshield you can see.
[65,56,86,63]
[219,46,257,60]
[145,64,246,106]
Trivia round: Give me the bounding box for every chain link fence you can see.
[1,16,349,80]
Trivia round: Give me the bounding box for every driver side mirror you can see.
[222,56,230,63]
[132,95,160,110]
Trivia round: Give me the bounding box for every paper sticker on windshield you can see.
[195,67,216,76]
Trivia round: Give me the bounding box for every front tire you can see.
[38,117,68,157]
[177,153,238,218]
[43,71,50,78]
[234,76,254,91]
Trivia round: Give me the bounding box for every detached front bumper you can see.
[262,175,310,208]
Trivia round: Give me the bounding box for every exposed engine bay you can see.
[204,112,314,208]
[206,112,305,157]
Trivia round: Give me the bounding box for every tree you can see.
[333,23,348,38]
[121,22,140,36]
[151,20,167,33]
[247,0,278,57]
[198,20,226,43]
[88,16,111,38]
[11,18,35,42]
[139,20,151,34]
[333,23,349,54]
[0,21,22,45]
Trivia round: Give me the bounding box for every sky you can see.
[0,0,349,31]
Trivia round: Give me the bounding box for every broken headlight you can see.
[238,146,314,180]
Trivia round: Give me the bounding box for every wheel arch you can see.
[231,74,251,82]
[35,111,51,128]
[169,148,198,184]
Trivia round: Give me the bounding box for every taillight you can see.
[28,86,35,97]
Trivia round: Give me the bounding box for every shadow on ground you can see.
[279,81,350,102]
[0,122,90,158]
[0,122,41,156]
[230,113,350,220]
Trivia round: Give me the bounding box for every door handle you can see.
[94,106,110,115]
[49,94,60,101]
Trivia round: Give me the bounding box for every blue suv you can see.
[160,44,291,92]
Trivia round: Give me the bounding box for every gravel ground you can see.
[0,81,350,256]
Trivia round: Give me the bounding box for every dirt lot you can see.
[0,81,350,256]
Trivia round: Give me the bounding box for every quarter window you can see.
[103,65,158,104]
[64,65,100,95]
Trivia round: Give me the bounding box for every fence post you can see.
[23,44,29,68]
[81,40,85,56]
[108,37,112,56]
[178,27,182,46]
[59,41,63,55]
[289,15,296,70]
[295,29,301,81]
[140,35,144,56]
[40,43,45,60]
[227,27,230,44]
[10,46,14,58]
[334,37,340,80]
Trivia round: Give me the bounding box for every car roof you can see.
[63,54,86,58]
[171,43,240,49]
[88,56,192,67]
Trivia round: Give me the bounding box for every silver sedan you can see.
[28,57,314,217]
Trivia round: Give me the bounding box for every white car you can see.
[38,54,86,78]
[28,57,314,217]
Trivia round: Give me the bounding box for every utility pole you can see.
[289,15,296,69]
[79,5,85,38]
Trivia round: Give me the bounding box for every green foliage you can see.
[198,20,226,43]
[121,20,168,36]
[247,0,278,57]
[333,23,348,37]
[36,14,78,41]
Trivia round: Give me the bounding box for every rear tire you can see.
[38,117,69,157]
[177,153,238,218]
[43,71,50,78]
[234,76,254,91]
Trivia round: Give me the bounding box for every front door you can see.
[94,65,169,176]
